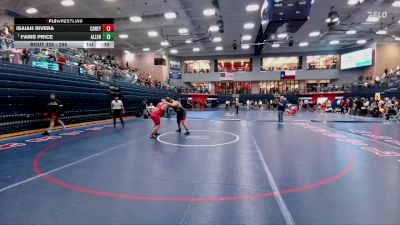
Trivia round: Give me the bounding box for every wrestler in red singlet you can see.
[149,100,173,139]
[150,102,166,126]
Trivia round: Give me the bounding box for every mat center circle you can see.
[157,130,240,147]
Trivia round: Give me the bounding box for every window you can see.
[213,82,252,94]
[215,58,252,72]
[184,60,210,73]
[259,81,299,94]
[306,55,339,70]
[261,57,301,71]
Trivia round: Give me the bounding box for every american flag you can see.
[280,71,296,80]
[220,72,234,81]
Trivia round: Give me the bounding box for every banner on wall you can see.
[220,72,234,81]
[169,60,182,79]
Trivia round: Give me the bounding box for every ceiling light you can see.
[185,39,192,44]
[357,39,367,44]
[170,49,178,54]
[193,47,200,52]
[346,29,357,35]
[164,12,177,19]
[376,29,387,35]
[309,31,320,37]
[347,0,358,5]
[261,20,267,25]
[241,44,250,49]
[242,35,252,41]
[142,48,150,52]
[329,40,340,45]
[178,28,189,34]
[213,37,222,42]
[243,23,255,29]
[160,41,169,46]
[203,8,216,16]
[366,16,379,23]
[61,0,75,6]
[325,18,331,23]
[124,50,130,54]
[272,43,280,48]
[148,31,158,37]
[26,8,38,14]
[209,25,219,32]
[393,1,400,7]
[129,16,142,22]
[299,42,309,47]
[246,4,260,12]
[215,46,223,51]
[277,33,288,39]
[119,34,128,39]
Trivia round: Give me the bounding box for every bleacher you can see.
[0,62,179,134]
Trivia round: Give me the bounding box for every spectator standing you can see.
[277,96,287,124]
[42,94,65,135]
[21,48,30,65]
[57,53,67,71]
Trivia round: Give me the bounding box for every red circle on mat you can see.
[33,136,355,202]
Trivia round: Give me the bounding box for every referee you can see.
[111,96,125,127]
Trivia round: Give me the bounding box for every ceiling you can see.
[2,0,400,57]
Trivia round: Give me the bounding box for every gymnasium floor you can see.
[0,110,399,225]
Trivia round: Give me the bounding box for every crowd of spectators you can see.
[298,97,399,121]
[1,23,188,93]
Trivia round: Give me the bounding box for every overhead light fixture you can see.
[329,40,340,45]
[309,31,320,37]
[261,20,267,25]
[170,49,178,54]
[185,39,192,44]
[366,16,379,23]
[26,8,38,14]
[242,35,252,41]
[129,16,142,22]
[148,31,158,37]
[203,8,216,16]
[299,42,309,47]
[393,1,400,7]
[213,37,222,42]
[164,12,177,19]
[272,43,280,48]
[241,44,250,49]
[124,50,130,54]
[357,39,367,44]
[243,23,255,29]
[277,33,288,39]
[119,34,128,39]
[246,4,260,12]
[61,0,75,6]
[193,47,200,52]
[347,0,358,5]
[346,29,357,35]
[160,41,169,46]
[178,28,189,34]
[142,48,150,52]
[376,29,387,35]
[215,46,223,51]
[209,25,219,32]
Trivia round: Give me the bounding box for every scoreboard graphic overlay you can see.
[14,18,114,49]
